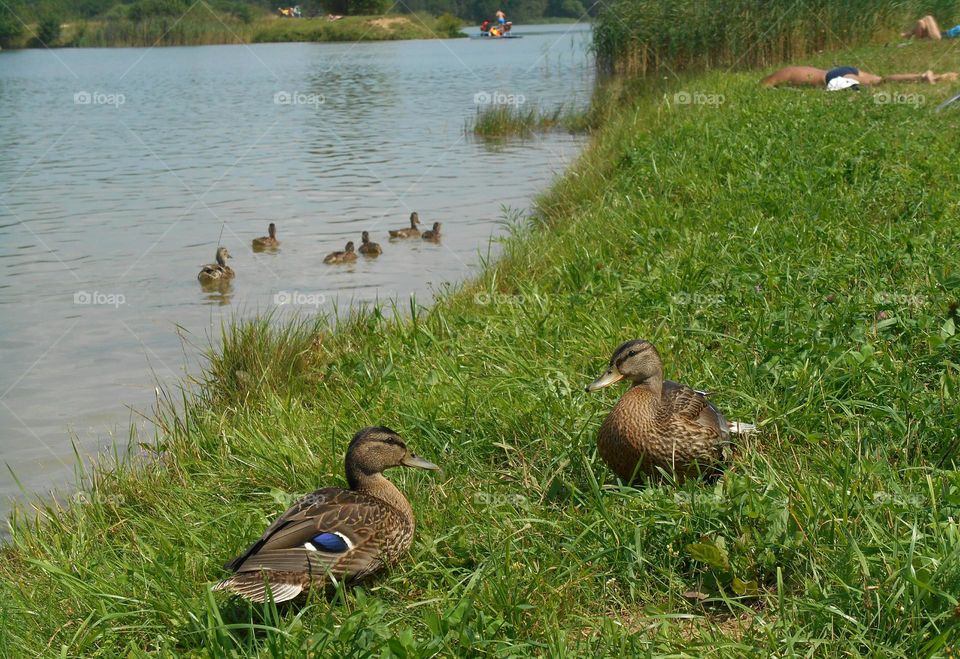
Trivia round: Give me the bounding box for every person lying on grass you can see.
[760,65,959,88]
[903,15,960,40]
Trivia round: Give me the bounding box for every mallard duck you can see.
[358,231,382,256]
[389,212,421,239]
[198,247,234,283]
[252,223,279,249]
[421,222,441,242]
[324,241,357,264]
[214,426,439,603]
[585,340,755,481]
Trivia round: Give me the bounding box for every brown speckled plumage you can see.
[587,340,752,482]
[213,427,438,603]
[389,211,421,238]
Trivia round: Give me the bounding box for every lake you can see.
[0,23,593,523]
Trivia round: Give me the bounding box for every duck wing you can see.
[224,487,404,582]
[661,380,729,440]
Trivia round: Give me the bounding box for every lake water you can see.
[0,24,593,521]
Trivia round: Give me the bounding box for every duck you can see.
[252,223,279,249]
[421,222,441,242]
[214,426,439,603]
[358,231,382,256]
[389,212,421,239]
[585,339,755,482]
[324,241,357,264]
[198,247,234,283]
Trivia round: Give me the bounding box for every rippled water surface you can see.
[0,24,593,518]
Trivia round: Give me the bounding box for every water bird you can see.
[324,241,357,264]
[389,212,421,238]
[213,427,439,603]
[252,223,279,249]
[358,231,382,256]
[421,222,441,242]
[197,247,234,283]
[585,339,755,481]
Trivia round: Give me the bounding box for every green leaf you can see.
[686,542,730,571]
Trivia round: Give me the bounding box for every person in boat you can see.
[903,15,960,40]
[496,8,506,29]
[760,65,958,88]
[480,19,490,34]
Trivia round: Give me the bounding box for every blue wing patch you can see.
[308,532,351,553]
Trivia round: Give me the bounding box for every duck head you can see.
[268,223,277,238]
[410,212,420,227]
[430,222,441,234]
[344,241,355,253]
[361,231,371,244]
[345,426,439,488]
[215,247,231,266]
[586,339,663,392]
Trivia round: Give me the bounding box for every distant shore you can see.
[3,15,586,49]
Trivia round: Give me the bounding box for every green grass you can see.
[468,104,565,140]
[3,41,960,655]
[594,0,960,75]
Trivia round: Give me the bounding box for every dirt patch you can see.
[369,17,410,29]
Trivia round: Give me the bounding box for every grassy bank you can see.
[14,13,463,48]
[3,40,960,655]
[594,0,960,75]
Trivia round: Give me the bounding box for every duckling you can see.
[252,223,279,250]
[585,340,755,482]
[421,222,441,242]
[324,241,357,264]
[198,247,234,283]
[358,231,382,256]
[389,212,421,239]
[213,426,439,603]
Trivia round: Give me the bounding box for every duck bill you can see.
[401,453,439,471]
[585,369,623,392]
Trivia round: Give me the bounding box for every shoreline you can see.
[1,16,588,49]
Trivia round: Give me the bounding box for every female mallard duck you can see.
[214,426,439,603]
[324,241,357,264]
[252,223,279,249]
[358,231,382,256]
[421,222,441,242]
[198,247,234,283]
[585,340,755,481]
[389,212,421,238]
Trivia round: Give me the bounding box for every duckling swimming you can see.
[324,241,357,264]
[198,247,234,283]
[214,426,439,603]
[421,222,441,242]
[389,212,421,239]
[586,339,755,482]
[252,223,279,250]
[358,231,382,256]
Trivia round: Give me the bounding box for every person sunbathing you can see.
[903,15,960,40]
[760,65,957,88]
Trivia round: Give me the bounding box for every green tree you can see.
[33,14,62,45]
[0,5,24,47]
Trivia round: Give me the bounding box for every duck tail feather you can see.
[728,421,757,435]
